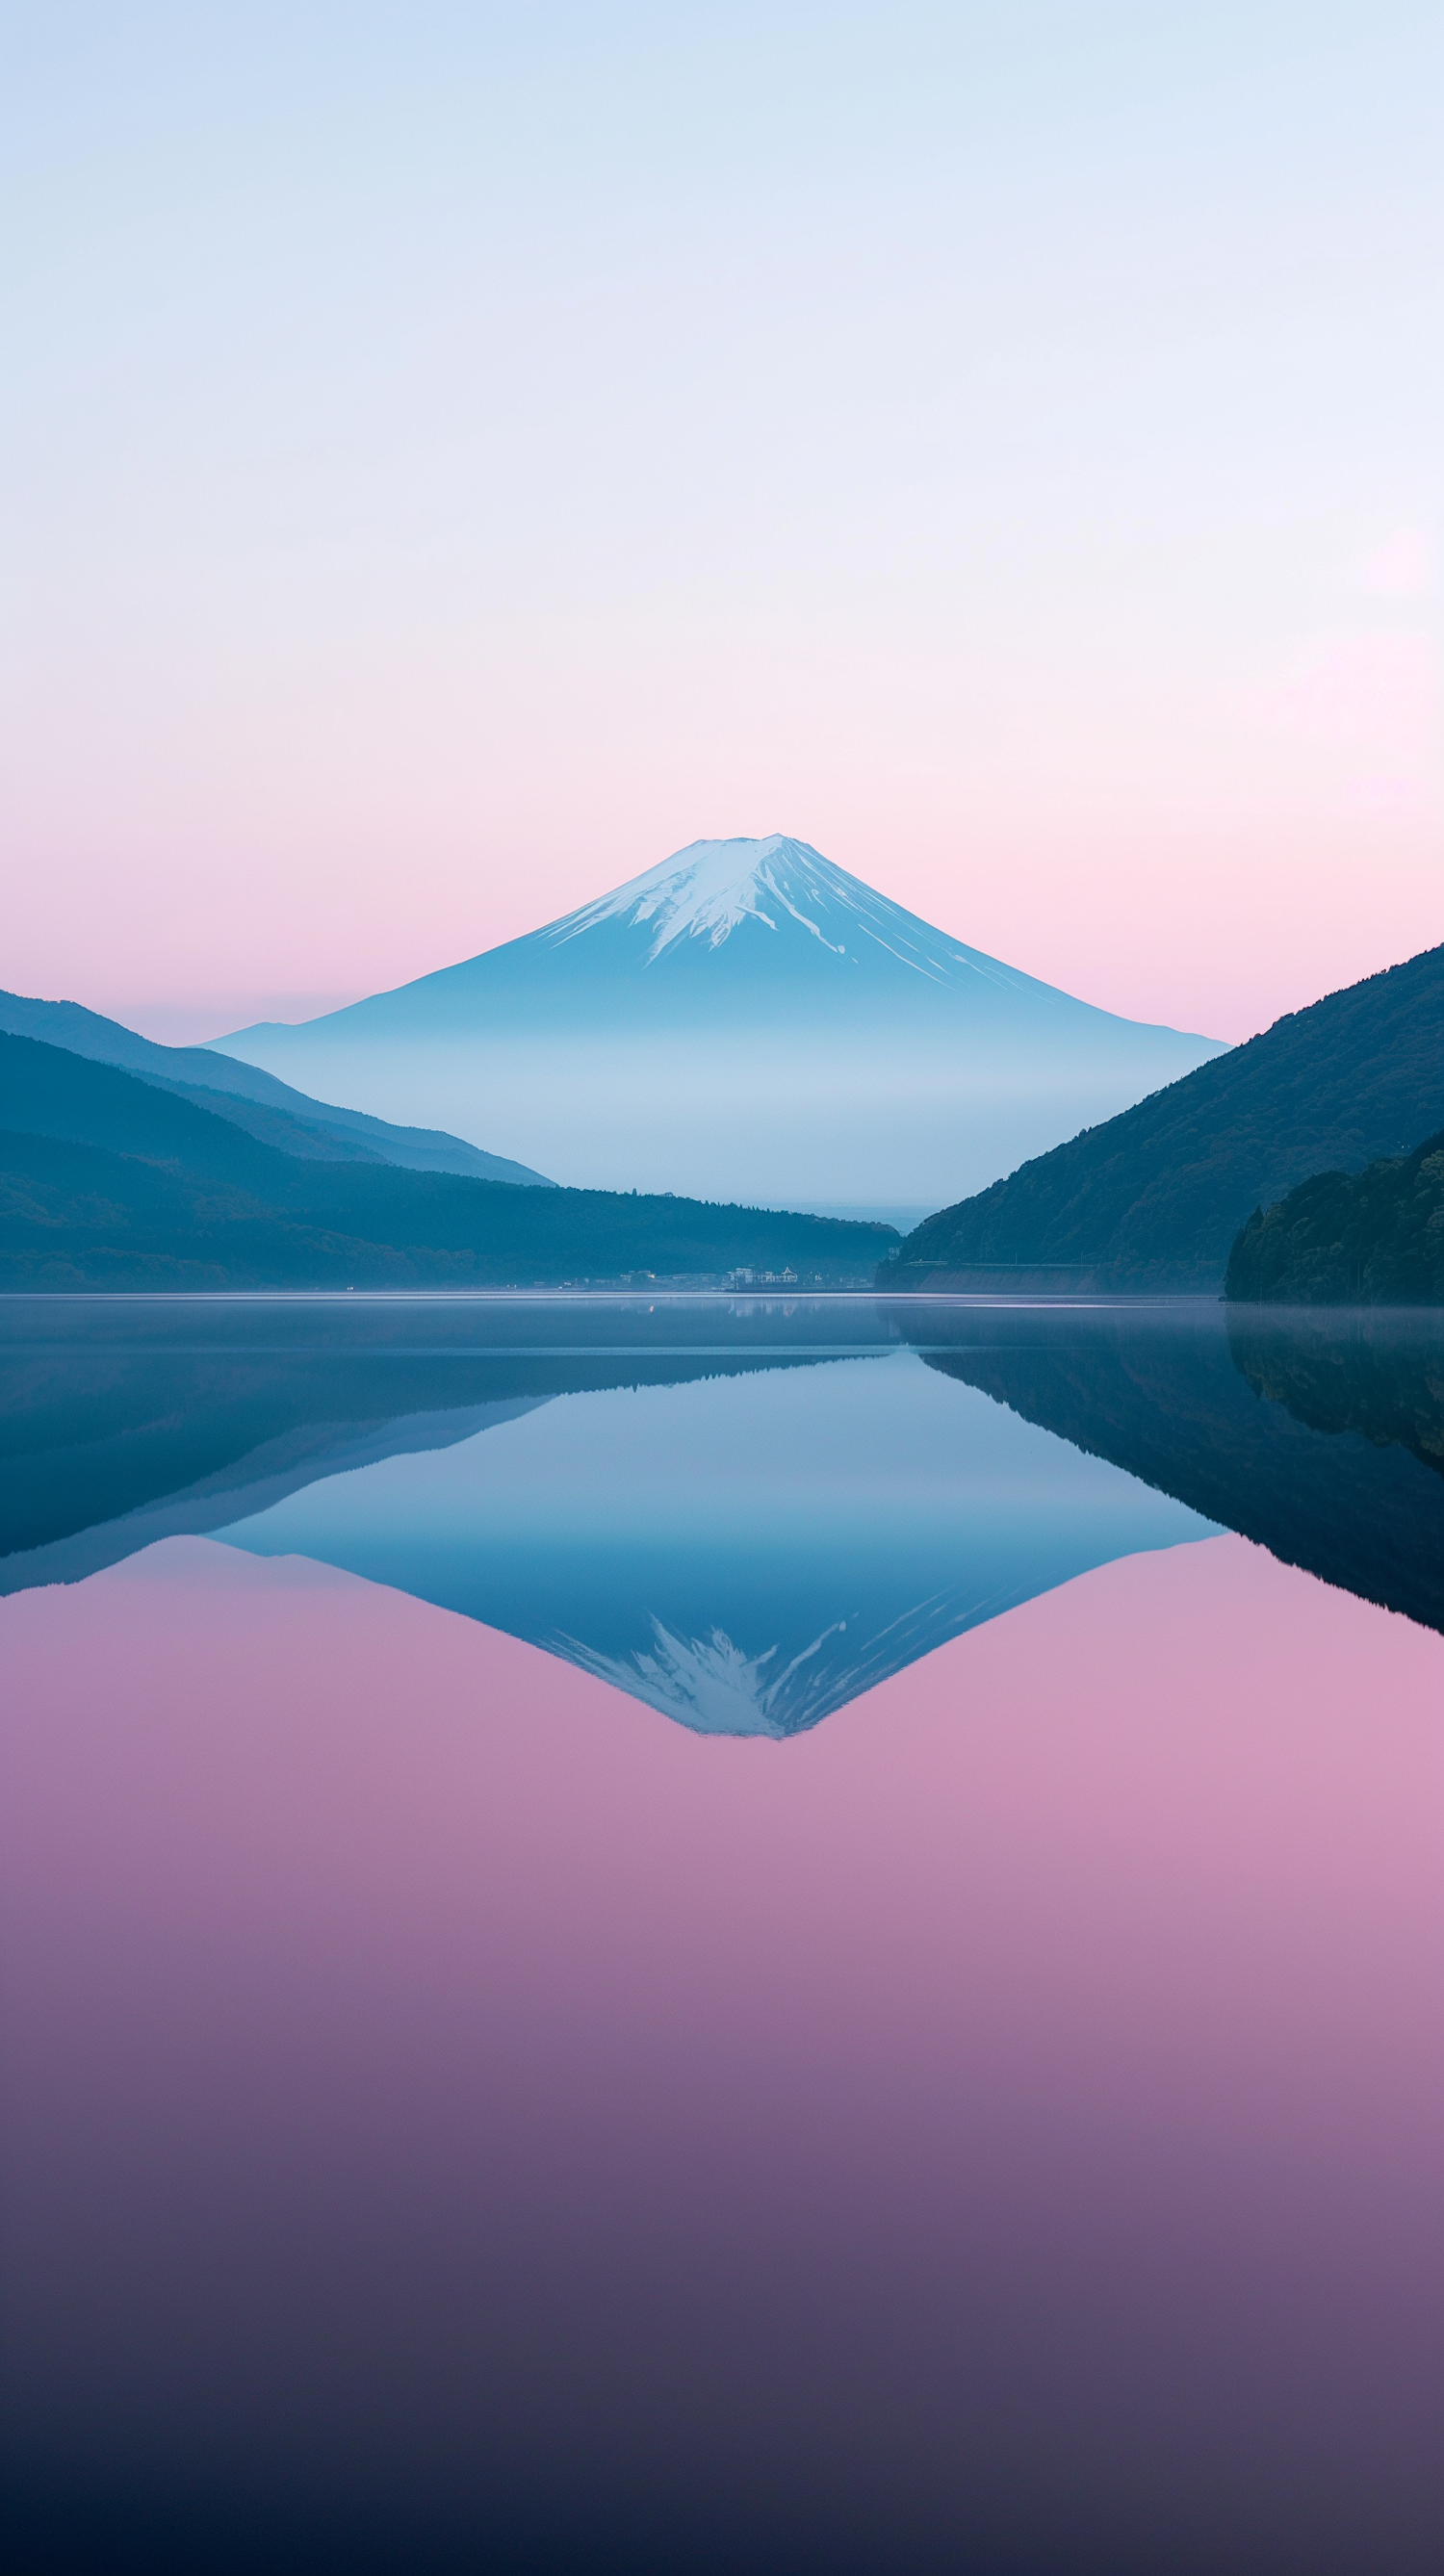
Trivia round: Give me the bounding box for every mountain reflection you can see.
[5,1295,1439,1734]
[211,1345,1211,1736]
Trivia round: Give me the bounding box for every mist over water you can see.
[2,1297,1441,2571]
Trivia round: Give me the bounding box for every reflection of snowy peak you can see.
[215,1353,1220,1740]
[552,1575,1069,1739]
[557,1613,852,1739]
[547,835,1026,988]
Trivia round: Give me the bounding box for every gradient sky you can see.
[3,2,1440,1043]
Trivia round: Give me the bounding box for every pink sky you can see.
[3,9,1440,1046]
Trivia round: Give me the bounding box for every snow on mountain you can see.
[207,834,1230,1208]
[555,836,844,960]
[546,834,1037,992]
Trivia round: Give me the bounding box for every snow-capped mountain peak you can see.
[550,836,873,966]
[208,829,1228,1208]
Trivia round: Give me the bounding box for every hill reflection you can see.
[5,1296,1438,1737]
[890,1301,1444,1634]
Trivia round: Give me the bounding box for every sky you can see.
[3,1,1440,1045]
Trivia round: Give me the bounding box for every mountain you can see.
[205,837,1227,1208]
[0,1032,894,1288]
[0,986,551,1185]
[1225,1130,1444,1304]
[883,943,1444,1292]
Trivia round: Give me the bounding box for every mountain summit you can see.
[561,836,860,960]
[550,835,1037,987]
[210,837,1227,1207]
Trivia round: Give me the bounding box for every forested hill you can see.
[883,943,1444,1292]
[0,1035,894,1288]
[1225,1130,1444,1304]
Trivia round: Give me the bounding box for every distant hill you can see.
[882,944,1444,1292]
[0,1034,893,1289]
[0,986,552,1186]
[205,835,1225,1208]
[1225,1131,1444,1304]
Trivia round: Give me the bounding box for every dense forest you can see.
[0,1036,894,1288]
[1225,1130,1444,1304]
[882,942,1444,1291]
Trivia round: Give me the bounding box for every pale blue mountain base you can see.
[218,1355,1216,1736]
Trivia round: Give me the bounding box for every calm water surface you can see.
[2,1295,1441,2572]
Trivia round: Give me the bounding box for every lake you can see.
[2,1294,1441,2573]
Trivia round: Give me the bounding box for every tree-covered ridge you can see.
[1225,1131,1444,1305]
[0,1035,895,1288]
[882,943,1444,1291]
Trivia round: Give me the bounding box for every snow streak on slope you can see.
[547,835,1033,991]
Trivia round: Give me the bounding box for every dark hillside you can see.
[1226,1130,1444,1303]
[0,1035,893,1288]
[884,943,1444,1291]
[0,986,551,1184]
[1,1032,295,1184]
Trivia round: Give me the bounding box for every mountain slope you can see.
[206,836,1227,1207]
[1225,1130,1444,1304]
[0,1033,894,1288]
[884,944,1444,1292]
[0,987,552,1185]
